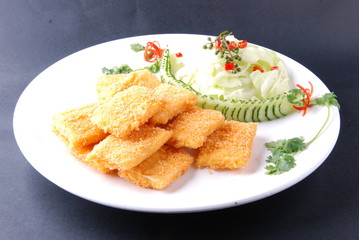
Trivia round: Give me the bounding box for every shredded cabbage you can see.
[170,40,291,100]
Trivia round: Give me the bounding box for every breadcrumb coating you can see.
[52,103,108,148]
[164,105,225,149]
[85,125,172,170]
[70,144,115,174]
[96,69,161,100]
[196,121,257,169]
[149,83,198,124]
[91,86,163,138]
[118,145,194,190]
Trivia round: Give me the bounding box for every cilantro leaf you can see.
[145,60,161,74]
[265,137,305,175]
[265,139,287,152]
[265,149,296,175]
[283,137,306,153]
[266,137,306,154]
[287,89,306,107]
[102,65,133,75]
[313,92,340,109]
[131,43,145,52]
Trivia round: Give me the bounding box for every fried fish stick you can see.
[149,83,198,125]
[91,86,163,138]
[96,69,161,100]
[118,145,194,190]
[196,121,257,169]
[86,125,172,170]
[164,106,225,149]
[52,103,108,148]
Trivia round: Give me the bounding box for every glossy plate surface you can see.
[13,34,340,213]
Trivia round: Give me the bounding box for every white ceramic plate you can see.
[13,34,340,213]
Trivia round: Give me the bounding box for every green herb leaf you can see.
[313,92,340,108]
[266,137,306,154]
[287,89,306,106]
[283,137,306,153]
[131,43,145,52]
[265,137,305,175]
[265,149,296,175]
[102,64,133,75]
[145,60,161,74]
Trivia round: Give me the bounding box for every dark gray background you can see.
[1,0,358,239]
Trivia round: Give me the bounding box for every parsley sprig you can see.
[265,91,340,175]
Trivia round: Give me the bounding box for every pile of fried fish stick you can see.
[52,70,257,190]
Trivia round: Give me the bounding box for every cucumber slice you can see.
[159,49,294,122]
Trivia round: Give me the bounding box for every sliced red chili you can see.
[271,66,279,70]
[225,62,235,71]
[294,81,314,116]
[229,41,237,49]
[175,52,183,57]
[215,39,222,49]
[144,41,163,62]
[253,66,264,72]
[238,40,248,49]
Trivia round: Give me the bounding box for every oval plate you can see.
[13,34,340,213]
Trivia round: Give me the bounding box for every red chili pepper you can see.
[225,62,235,71]
[271,66,279,70]
[238,40,248,49]
[175,52,183,57]
[294,81,314,116]
[215,39,222,49]
[144,41,163,62]
[253,66,264,72]
[229,41,237,49]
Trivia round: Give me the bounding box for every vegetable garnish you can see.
[253,66,264,73]
[102,41,163,75]
[225,62,235,71]
[131,41,164,62]
[288,81,313,116]
[175,52,183,58]
[102,64,133,74]
[265,85,340,175]
[215,39,222,49]
[203,31,245,73]
[102,60,161,75]
[144,41,163,63]
[130,43,145,52]
[238,40,248,49]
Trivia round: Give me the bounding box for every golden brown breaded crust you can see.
[118,145,194,190]
[85,125,172,170]
[96,69,161,100]
[70,143,95,161]
[52,104,109,148]
[91,86,163,138]
[149,83,198,125]
[164,106,225,149]
[70,144,115,174]
[196,121,257,170]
